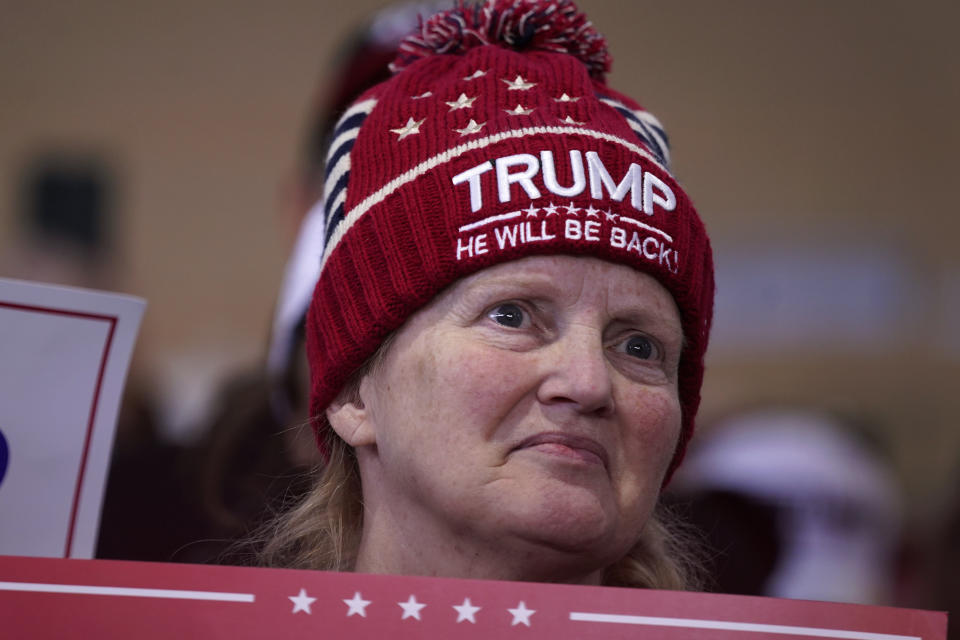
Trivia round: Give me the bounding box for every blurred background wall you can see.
[1,0,957,550]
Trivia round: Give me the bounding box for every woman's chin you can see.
[496,482,627,557]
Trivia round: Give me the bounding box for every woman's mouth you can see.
[513,432,609,469]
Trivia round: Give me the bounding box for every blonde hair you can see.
[258,428,701,589]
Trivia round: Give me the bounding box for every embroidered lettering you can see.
[452,161,493,212]
[451,149,676,216]
[540,150,586,198]
[496,154,541,204]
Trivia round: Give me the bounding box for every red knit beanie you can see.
[306,0,714,479]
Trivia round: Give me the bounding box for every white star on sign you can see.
[343,591,371,617]
[503,74,536,90]
[463,69,487,80]
[561,115,585,125]
[584,205,600,217]
[554,92,580,102]
[524,204,539,217]
[505,104,534,116]
[604,209,618,222]
[289,588,316,614]
[564,202,581,215]
[398,594,426,620]
[543,202,559,216]
[454,119,486,136]
[446,93,477,111]
[453,597,481,623]
[390,117,425,140]
[508,601,536,626]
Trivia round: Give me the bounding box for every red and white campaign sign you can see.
[0,278,144,559]
[0,556,947,639]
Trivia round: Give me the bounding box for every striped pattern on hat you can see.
[323,98,378,246]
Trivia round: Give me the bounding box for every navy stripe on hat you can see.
[322,98,378,243]
[598,96,671,170]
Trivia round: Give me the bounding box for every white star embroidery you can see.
[390,117,425,140]
[446,92,477,111]
[398,594,426,620]
[604,209,619,222]
[505,104,534,116]
[543,202,559,216]
[412,91,433,100]
[508,601,536,627]
[503,74,536,90]
[561,115,585,125]
[454,119,486,136]
[289,588,316,614]
[564,202,581,215]
[343,592,371,617]
[554,92,580,102]
[523,204,539,217]
[584,205,600,217]
[453,597,481,623]
[463,69,488,81]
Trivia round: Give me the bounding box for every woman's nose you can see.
[536,326,614,417]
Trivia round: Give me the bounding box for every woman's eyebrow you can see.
[609,310,684,341]
[461,274,562,298]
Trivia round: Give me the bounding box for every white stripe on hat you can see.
[322,98,378,229]
[599,97,671,168]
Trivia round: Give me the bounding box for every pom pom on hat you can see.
[391,0,611,81]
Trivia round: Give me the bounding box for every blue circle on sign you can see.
[0,428,8,488]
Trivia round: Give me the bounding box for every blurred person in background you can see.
[262,0,449,464]
[97,1,447,563]
[666,407,904,604]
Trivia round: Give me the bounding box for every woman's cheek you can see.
[436,337,520,395]
[622,387,683,468]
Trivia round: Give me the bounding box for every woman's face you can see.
[330,255,684,581]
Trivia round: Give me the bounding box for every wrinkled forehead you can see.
[418,254,682,331]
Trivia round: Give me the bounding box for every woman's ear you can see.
[325,377,377,447]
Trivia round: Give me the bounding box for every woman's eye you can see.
[623,335,658,360]
[488,303,526,328]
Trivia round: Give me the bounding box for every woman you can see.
[262,0,714,589]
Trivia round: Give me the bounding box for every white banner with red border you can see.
[0,278,144,558]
